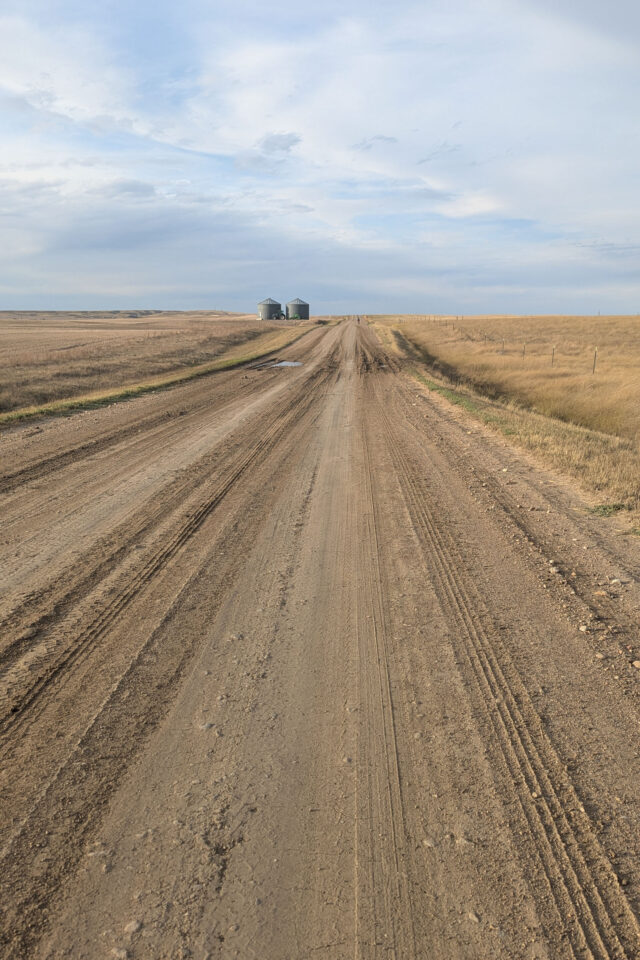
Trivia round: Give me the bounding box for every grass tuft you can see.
[590,503,627,517]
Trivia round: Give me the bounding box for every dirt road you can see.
[2,320,640,959]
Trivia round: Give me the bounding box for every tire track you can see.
[0,356,341,959]
[0,362,333,747]
[0,329,325,496]
[0,329,335,650]
[370,372,640,959]
[0,333,341,671]
[0,409,176,495]
[353,381,416,959]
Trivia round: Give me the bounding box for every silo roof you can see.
[259,297,280,305]
[287,297,308,305]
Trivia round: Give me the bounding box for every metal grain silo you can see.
[286,298,309,321]
[258,298,282,320]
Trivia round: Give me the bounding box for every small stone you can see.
[468,910,480,923]
[413,732,422,740]
[579,625,588,633]
[595,653,605,660]
[632,661,640,670]
[200,722,214,730]
[531,791,539,799]
[124,920,142,935]
[455,835,473,847]
[111,950,129,959]
[342,756,352,764]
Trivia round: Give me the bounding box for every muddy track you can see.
[1,320,639,959]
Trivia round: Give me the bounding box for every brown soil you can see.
[1,320,639,959]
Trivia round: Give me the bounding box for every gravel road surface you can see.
[1,320,640,959]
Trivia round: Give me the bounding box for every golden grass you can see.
[0,319,312,427]
[0,311,290,413]
[372,315,640,522]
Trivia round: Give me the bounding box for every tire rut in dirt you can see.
[0,360,336,746]
[0,371,288,657]
[353,407,417,958]
[0,358,341,959]
[0,328,325,496]
[469,469,640,666]
[368,371,640,960]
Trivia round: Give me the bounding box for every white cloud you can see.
[0,0,639,310]
[0,15,133,126]
[260,132,302,154]
[436,193,502,219]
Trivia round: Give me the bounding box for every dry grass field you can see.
[374,314,640,519]
[0,311,307,417]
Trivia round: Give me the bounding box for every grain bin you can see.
[286,298,309,321]
[258,298,282,320]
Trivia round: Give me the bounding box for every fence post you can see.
[522,343,526,360]
[593,347,598,374]
[552,345,555,366]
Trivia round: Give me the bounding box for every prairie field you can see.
[374,314,640,517]
[0,310,292,414]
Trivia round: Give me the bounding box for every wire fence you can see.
[392,315,603,374]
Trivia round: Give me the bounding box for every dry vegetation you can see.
[374,314,640,521]
[0,311,308,417]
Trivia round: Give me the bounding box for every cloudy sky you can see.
[1,0,639,313]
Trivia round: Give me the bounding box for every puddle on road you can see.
[272,360,302,367]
